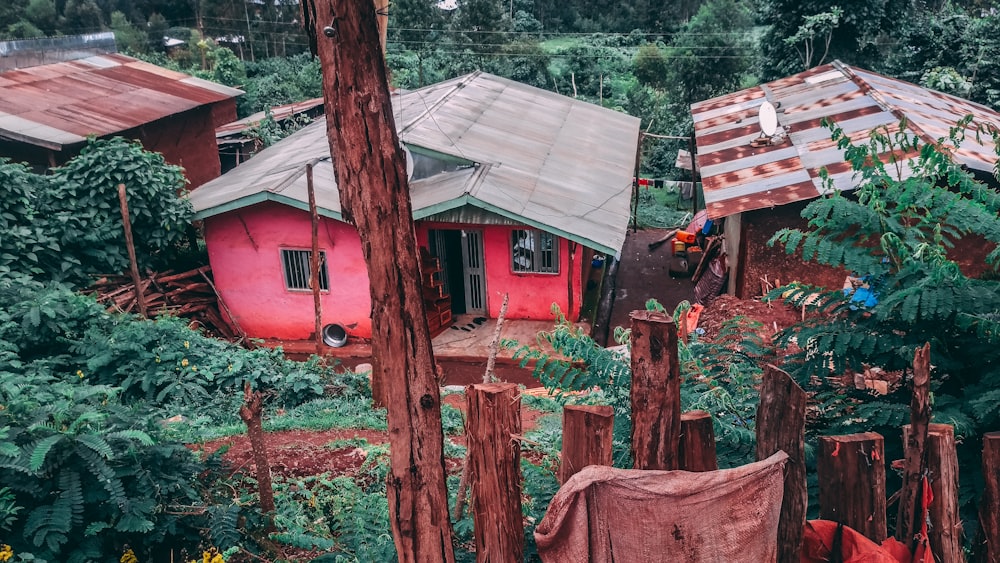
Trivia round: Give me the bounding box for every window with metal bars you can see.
[511,229,559,274]
[280,249,330,291]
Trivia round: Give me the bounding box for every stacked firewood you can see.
[87,266,240,339]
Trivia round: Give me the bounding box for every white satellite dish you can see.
[401,143,414,181]
[758,101,778,137]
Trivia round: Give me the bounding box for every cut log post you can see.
[817,432,887,543]
[979,432,1000,563]
[629,310,680,470]
[559,405,614,483]
[904,423,964,562]
[897,342,932,548]
[466,383,523,563]
[679,410,717,472]
[117,183,147,318]
[239,382,275,525]
[756,364,807,563]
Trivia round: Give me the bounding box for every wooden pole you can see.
[302,0,455,558]
[679,410,717,472]
[755,364,807,563]
[904,423,964,562]
[117,183,148,318]
[239,382,276,520]
[979,432,1000,563]
[629,310,680,470]
[560,405,614,484]
[483,293,510,383]
[466,383,524,563]
[307,163,323,355]
[817,432,887,543]
[896,343,932,548]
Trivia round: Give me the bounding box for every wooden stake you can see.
[629,310,680,470]
[679,410,717,472]
[239,382,276,522]
[117,183,147,318]
[466,383,524,563]
[483,293,509,383]
[307,163,323,356]
[979,432,1000,563]
[904,423,964,562]
[303,0,455,557]
[559,405,614,483]
[817,432,887,543]
[897,343,932,548]
[756,364,807,563]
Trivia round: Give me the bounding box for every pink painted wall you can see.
[204,201,373,339]
[416,222,584,322]
[205,204,586,341]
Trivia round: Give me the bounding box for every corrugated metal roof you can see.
[0,53,243,150]
[189,72,641,255]
[215,97,324,138]
[692,61,1000,219]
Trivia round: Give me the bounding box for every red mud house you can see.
[0,33,242,188]
[691,61,1000,297]
[188,71,641,341]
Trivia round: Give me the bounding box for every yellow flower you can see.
[120,548,138,563]
[181,358,189,367]
[184,340,190,349]
[155,356,160,363]
[191,366,198,371]
[0,544,12,562]
[76,369,84,378]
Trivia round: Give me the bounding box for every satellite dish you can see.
[401,143,414,181]
[758,101,778,137]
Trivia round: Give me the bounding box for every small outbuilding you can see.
[189,71,641,341]
[0,33,242,188]
[691,61,1000,298]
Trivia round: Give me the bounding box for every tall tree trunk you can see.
[301,1,456,560]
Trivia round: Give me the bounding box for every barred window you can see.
[511,229,559,274]
[280,249,330,291]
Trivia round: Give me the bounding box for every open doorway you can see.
[429,229,486,316]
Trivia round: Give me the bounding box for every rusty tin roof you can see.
[0,52,242,151]
[692,61,1000,219]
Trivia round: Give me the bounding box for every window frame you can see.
[279,248,330,292]
[510,228,560,275]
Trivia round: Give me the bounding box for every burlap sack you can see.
[535,451,788,562]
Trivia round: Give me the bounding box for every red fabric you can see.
[801,520,903,563]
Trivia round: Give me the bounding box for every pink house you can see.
[188,72,640,342]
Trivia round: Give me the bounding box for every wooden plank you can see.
[679,410,717,472]
[117,184,147,317]
[755,364,807,563]
[559,405,614,483]
[629,310,681,470]
[817,432,887,543]
[466,383,524,562]
[896,343,932,548]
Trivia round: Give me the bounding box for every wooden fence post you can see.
[466,383,523,563]
[560,405,614,484]
[897,343,931,548]
[756,365,807,563]
[817,432,887,543]
[979,432,1000,562]
[904,423,964,562]
[629,310,680,470]
[117,183,147,318]
[679,410,717,472]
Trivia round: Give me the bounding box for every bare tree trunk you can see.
[302,0,455,560]
[239,383,276,518]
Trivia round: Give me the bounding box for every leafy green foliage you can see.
[768,117,1000,536]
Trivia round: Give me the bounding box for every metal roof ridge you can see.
[833,59,941,148]
[398,71,481,136]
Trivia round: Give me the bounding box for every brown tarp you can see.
[535,451,788,562]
